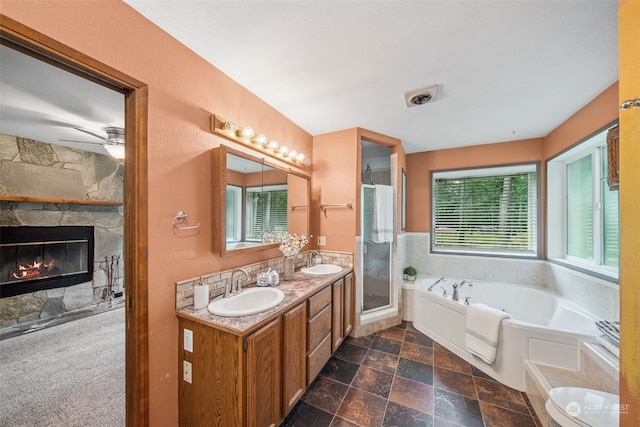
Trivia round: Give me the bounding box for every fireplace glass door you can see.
[0,226,94,298]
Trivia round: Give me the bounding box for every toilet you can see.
[545,387,619,427]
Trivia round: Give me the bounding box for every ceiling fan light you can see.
[104,126,125,143]
[104,144,125,159]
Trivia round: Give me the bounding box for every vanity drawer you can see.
[307,333,331,384]
[307,304,331,351]
[308,286,331,318]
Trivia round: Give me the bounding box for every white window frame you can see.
[225,185,243,243]
[431,163,540,258]
[547,124,619,282]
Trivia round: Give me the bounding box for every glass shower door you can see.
[361,185,391,312]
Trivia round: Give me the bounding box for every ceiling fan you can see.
[59,126,125,158]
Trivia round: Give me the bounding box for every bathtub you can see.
[411,276,600,391]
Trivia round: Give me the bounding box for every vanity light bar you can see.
[211,115,311,166]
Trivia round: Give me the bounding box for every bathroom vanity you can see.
[176,269,353,427]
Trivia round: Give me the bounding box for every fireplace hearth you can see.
[0,226,94,298]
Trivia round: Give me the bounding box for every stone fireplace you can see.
[0,134,124,332]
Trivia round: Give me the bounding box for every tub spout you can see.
[428,276,446,292]
[459,279,473,288]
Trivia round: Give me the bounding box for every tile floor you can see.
[281,321,542,427]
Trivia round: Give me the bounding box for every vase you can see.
[283,257,295,281]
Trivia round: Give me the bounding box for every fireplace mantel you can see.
[0,195,122,206]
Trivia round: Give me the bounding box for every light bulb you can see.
[279,145,289,156]
[296,153,305,163]
[268,140,279,151]
[252,134,267,145]
[237,126,254,138]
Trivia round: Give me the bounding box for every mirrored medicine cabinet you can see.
[212,145,310,256]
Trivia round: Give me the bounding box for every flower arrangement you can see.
[279,233,309,259]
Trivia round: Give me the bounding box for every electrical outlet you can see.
[318,236,326,246]
[184,328,193,353]
[183,360,192,383]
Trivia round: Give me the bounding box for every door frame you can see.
[0,15,149,426]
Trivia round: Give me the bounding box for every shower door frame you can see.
[359,183,394,315]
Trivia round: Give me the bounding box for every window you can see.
[245,184,288,241]
[547,124,619,280]
[226,185,242,242]
[431,164,538,257]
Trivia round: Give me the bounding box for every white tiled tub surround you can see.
[175,250,353,310]
[403,232,619,321]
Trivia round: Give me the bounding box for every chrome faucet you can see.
[226,268,250,298]
[308,250,321,267]
[452,279,473,302]
[428,276,446,292]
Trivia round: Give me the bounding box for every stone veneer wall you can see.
[0,134,124,330]
[176,250,353,310]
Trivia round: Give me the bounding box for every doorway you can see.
[0,16,149,426]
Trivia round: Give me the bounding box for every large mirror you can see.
[212,145,309,256]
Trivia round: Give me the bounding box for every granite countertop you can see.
[176,267,352,336]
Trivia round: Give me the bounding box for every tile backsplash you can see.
[175,250,353,310]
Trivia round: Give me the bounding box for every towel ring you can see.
[172,211,201,230]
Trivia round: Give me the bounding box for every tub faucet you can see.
[452,279,472,302]
[226,268,250,298]
[428,276,446,292]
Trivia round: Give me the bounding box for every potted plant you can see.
[403,266,417,281]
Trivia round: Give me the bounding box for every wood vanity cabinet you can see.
[306,286,332,384]
[179,303,305,427]
[282,302,307,415]
[178,272,355,427]
[343,272,354,337]
[331,272,354,352]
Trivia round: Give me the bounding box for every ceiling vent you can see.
[405,84,439,108]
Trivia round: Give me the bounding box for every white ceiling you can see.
[0,45,125,157]
[125,0,618,153]
[0,2,618,158]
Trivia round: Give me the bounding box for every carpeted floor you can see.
[0,307,125,427]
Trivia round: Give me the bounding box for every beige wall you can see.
[1,2,312,425]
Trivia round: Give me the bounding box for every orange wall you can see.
[544,82,619,159]
[311,128,404,253]
[1,1,312,425]
[619,0,640,424]
[405,82,619,260]
[311,128,359,252]
[406,138,544,233]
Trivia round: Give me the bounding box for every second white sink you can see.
[208,287,285,317]
[301,264,343,276]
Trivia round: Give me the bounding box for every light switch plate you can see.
[183,360,192,383]
[318,236,326,246]
[184,328,193,352]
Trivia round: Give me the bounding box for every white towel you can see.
[465,303,511,364]
[373,185,394,243]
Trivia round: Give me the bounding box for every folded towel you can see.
[373,185,394,243]
[596,320,620,344]
[465,303,511,364]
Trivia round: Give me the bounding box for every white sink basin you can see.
[300,264,343,276]
[207,287,285,317]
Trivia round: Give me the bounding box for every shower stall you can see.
[359,141,394,315]
[361,184,392,312]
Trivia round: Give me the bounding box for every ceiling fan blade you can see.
[74,127,108,141]
[59,139,106,145]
